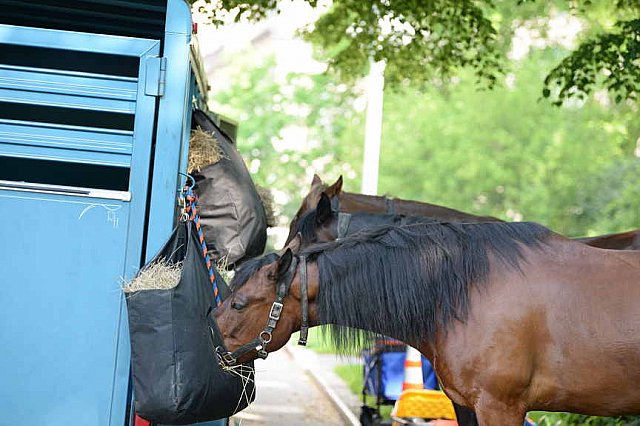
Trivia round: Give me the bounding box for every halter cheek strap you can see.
[298,256,309,345]
[385,197,396,215]
[337,212,352,240]
[330,197,352,240]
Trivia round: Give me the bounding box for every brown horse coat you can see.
[287,174,640,251]
[216,225,640,425]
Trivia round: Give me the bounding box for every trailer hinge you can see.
[145,56,167,97]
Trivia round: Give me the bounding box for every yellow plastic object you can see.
[391,389,457,420]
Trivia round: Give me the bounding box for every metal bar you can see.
[0,1,164,25]
[0,64,138,83]
[0,65,138,101]
[0,88,136,114]
[0,180,132,201]
[0,0,166,14]
[0,126,132,154]
[0,118,133,136]
[0,144,131,167]
[0,24,161,56]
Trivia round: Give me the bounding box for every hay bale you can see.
[255,185,276,227]
[188,127,223,173]
[123,258,183,293]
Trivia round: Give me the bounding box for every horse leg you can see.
[452,402,478,426]
[474,395,525,426]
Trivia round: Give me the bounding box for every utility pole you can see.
[360,60,386,195]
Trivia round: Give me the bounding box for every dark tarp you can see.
[191,109,267,266]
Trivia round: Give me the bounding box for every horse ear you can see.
[311,174,322,187]
[326,175,343,196]
[316,193,332,225]
[277,233,301,256]
[276,249,294,280]
[286,233,302,254]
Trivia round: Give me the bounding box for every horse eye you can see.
[231,301,246,311]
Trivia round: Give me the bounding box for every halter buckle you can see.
[216,346,237,366]
[269,302,283,320]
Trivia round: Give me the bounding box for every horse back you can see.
[435,240,640,415]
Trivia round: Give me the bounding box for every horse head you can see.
[285,175,343,245]
[214,235,315,365]
[294,192,436,249]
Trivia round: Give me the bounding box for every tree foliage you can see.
[306,0,503,88]
[543,17,640,105]
[210,55,364,220]
[377,49,639,237]
[192,0,640,104]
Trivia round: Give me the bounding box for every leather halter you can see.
[336,212,352,239]
[216,255,310,366]
[330,197,352,239]
[385,197,396,215]
[330,195,395,239]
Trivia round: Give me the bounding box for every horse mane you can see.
[301,221,552,350]
[230,252,279,290]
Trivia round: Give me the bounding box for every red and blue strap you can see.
[184,186,221,307]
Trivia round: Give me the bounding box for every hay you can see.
[255,185,276,227]
[215,255,231,274]
[188,127,223,173]
[219,362,256,415]
[122,258,183,293]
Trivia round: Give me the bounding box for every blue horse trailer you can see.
[0,1,226,425]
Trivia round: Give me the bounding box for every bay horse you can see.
[292,193,640,425]
[286,174,640,250]
[215,221,640,425]
[285,174,497,244]
[294,192,436,247]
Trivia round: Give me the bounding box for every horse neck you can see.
[301,253,439,348]
[339,191,499,222]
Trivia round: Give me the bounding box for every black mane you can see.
[294,209,321,244]
[301,221,552,350]
[230,252,279,290]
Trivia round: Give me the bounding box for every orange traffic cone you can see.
[402,346,424,390]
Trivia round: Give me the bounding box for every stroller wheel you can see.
[360,405,381,426]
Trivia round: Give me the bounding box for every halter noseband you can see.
[216,255,310,366]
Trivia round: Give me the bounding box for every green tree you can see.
[377,48,639,237]
[210,55,364,221]
[192,0,640,104]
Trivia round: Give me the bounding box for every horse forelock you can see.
[302,221,552,352]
